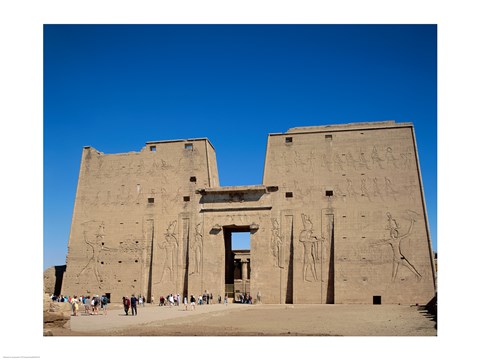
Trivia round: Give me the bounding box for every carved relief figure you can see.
[333,184,347,202]
[299,214,322,282]
[333,153,345,171]
[400,147,414,169]
[190,223,203,275]
[293,180,308,200]
[360,178,371,201]
[159,220,178,282]
[372,212,422,281]
[357,152,371,170]
[404,178,418,203]
[271,218,284,268]
[304,150,315,173]
[346,152,357,169]
[124,187,133,205]
[371,146,384,169]
[385,177,398,200]
[346,178,359,199]
[372,177,382,199]
[385,147,398,168]
[148,160,161,176]
[77,222,107,286]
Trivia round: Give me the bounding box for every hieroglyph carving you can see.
[320,144,411,174]
[299,214,324,282]
[372,211,422,281]
[159,220,178,282]
[190,223,203,275]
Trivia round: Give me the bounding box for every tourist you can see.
[91,297,96,315]
[102,295,108,315]
[131,294,138,315]
[93,296,100,315]
[177,294,181,306]
[139,295,143,308]
[190,295,196,311]
[209,293,213,305]
[184,296,188,311]
[224,295,228,305]
[142,296,146,306]
[71,295,79,316]
[86,296,91,315]
[123,296,130,315]
[218,295,221,304]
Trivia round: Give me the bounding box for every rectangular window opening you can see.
[326,190,334,197]
[183,196,190,202]
[148,197,154,204]
[190,176,197,183]
[373,296,382,305]
[325,134,333,140]
[150,145,157,152]
[185,143,193,150]
[285,192,293,198]
[285,137,293,143]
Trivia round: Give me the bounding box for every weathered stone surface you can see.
[61,121,436,305]
[43,267,56,295]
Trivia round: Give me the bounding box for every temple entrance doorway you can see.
[223,226,251,303]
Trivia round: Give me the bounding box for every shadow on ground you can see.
[417,294,437,330]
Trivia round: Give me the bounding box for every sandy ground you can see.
[44,302,436,336]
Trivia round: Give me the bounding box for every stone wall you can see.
[61,121,436,304]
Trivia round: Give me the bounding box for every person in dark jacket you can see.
[130,294,138,315]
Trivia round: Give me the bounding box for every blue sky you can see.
[44,24,437,269]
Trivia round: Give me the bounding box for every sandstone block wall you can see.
[61,121,436,305]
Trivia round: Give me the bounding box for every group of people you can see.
[52,290,255,317]
[158,291,226,309]
[122,295,145,315]
[237,293,253,304]
[50,294,109,316]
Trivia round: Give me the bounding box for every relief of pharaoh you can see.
[159,220,178,282]
[299,214,324,282]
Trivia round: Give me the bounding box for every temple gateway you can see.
[59,121,436,304]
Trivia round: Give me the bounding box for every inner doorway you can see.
[223,226,251,302]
